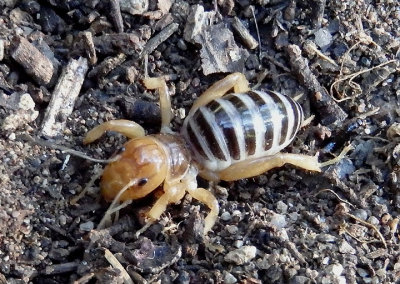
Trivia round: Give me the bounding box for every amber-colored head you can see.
[100,137,168,202]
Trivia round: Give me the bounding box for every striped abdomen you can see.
[181,90,304,172]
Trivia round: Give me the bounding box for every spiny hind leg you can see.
[218,153,322,181]
[83,119,145,144]
[189,73,250,115]
[142,77,172,133]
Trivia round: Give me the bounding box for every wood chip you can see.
[286,44,347,125]
[10,36,55,86]
[40,57,88,137]
[232,17,258,50]
[139,22,179,58]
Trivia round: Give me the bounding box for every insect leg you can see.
[189,72,250,115]
[142,77,172,133]
[218,153,322,181]
[83,119,145,144]
[186,187,219,234]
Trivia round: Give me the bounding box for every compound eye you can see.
[137,178,148,186]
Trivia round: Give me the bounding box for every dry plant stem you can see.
[250,6,261,58]
[73,273,95,284]
[305,42,337,66]
[87,53,127,80]
[315,188,355,208]
[330,59,397,102]
[104,249,134,284]
[109,0,124,33]
[81,31,97,65]
[40,57,89,137]
[345,212,387,248]
[140,23,179,58]
[286,44,347,125]
[232,16,258,49]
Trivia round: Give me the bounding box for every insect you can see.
[84,73,335,234]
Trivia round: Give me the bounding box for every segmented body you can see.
[182,90,304,172]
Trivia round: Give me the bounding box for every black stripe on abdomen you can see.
[208,100,241,160]
[192,109,227,160]
[266,91,288,146]
[226,94,256,156]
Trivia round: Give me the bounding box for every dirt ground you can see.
[1,0,400,283]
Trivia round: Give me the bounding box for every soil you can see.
[1,0,400,283]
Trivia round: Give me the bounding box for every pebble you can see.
[119,0,149,15]
[233,240,243,249]
[338,240,356,254]
[59,215,67,226]
[220,211,232,221]
[314,28,333,49]
[291,276,311,284]
[223,271,237,284]
[276,201,288,214]
[270,213,287,229]
[353,209,368,221]
[326,263,344,276]
[79,221,94,231]
[368,216,380,226]
[317,233,336,243]
[224,246,257,265]
[226,225,239,235]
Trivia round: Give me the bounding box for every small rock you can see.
[368,216,380,226]
[314,28,332,50]
[233,240,243,248]
[79,221,94,231]
[357,267,370,277]
[270,213,287,229]
[290,276,311,284]
[226,225,238,235]
[220,211,231,221]
[276,201,288,214]
[353,209,368,221]
[317,234,336,243]
[326,263,344,276]
[223,271,237,284]
[338,240,356,254]
[224,246,257,265]
[119,0,149,15]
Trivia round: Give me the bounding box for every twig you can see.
[81,31,97,65]
[232,16,258,50]
[40,57,89,137]
[286,44,347,125]
[109,0,124,33]
[314,188,355,208]
[10,36,55,86]
[104,249,134,284]
[330,59,397,102]
[140,23,179,59]
[344,214,387,248]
